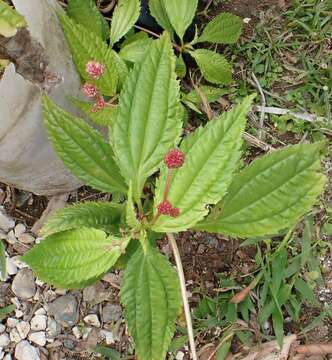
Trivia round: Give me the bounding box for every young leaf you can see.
[112,34,182,199]
[121,244,181,360]
[0,1,26,37]
[109,0,140,46]
[119,32,153,63]
[175,54,187,78]
[41,202,124,237]
[294,278,320,307]
[197,143,326,237]
[149,0,174,36]
[163,0,198,40]
[71,98,117,127]
[43,96,126,194]
[0,240,6,280]
[111,49,129,88]
[190,49,232,85]
[182,85,229,106]
[67,0,109,41]
[22,228,130,289]
[272,309,284,347]
[195,12,242,45]
[153,96,254,232]
[126,186,140,229]
[59,14,118,96]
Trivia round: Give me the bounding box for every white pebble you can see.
[72,326,81,339]
[176,351,184,360]
[9,328,21,343]
[0,325,5,334]
[16,322,30,339]
[0,349,4,360]
[6,318,19,328]
[14,224,26,238]
[34,308,46,316]
[4,354,12,360]
[28,332,46,347]
[30,315,47,331]
[14,310,24,319]
[100,330,114,345]
[83,314,100,328]
[18,233,35,245]
[6,258,18,276]
[15,340,40,360]
[82,327,92,340]
[11,257,27,269]
[0,334,10,347]
[6,231,17,245]
[35,280,44,287]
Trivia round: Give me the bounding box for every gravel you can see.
[11,269,36,299]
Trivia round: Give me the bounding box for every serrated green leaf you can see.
[152,96,254,232]
[182,85,230,105]
[149,0,173,36]
[163,0,197,40]
[195,12,242,45]
[112,34,182,199]
[126,185,140,229]
[175,54,187,78]
[67,0,109,40]
[22,228,130,289]
[119,32,153,63]
[70,98,117,127]
[59,14,118,96]
[197,143,326,237]
[0,240,6,280]
[191,49,232,85]
[121,243,181,360]
[109,0,140,46]
[0,1,26,37]
[41,201,124,237]
[43,96,126,194]
[111,49,129,89]
[294,278,320,307]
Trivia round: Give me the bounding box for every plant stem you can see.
[166,233,198,360]
[163,169,173,201]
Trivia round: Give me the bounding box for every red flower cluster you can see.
[91,97,106,113]
[85,61,105,80]
[82,83,97,98]
[157,200,180,218]
[164,149,185,169]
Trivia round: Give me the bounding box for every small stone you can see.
[0,210,15,232]
[0,350,4,360]
[14,340,40,360]
[16,321,30,339]
[30,315,47,331]
[83,282,108,305]
[18,233,35,245]
[5,258,17,276]
[100,330,114,345]
[176,351,184,360]
[48,295,77,325]
[34,308,46,316]
[14,310,24,318]
[9,328,21,343]
[14,224,26,238]
[28,332,46,347]
[63,339,75,350]
[6,231,17,245]
[102,304,122,322]
[46,319,61,337]
[6,318,19,328]
[0,334,10,347]
[0,325,5,334]
[3,354,11,360]
[83,314,100,328]
[72,326,81,339]
[11,269,36,299]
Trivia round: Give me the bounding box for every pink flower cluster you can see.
[157,200,180,218]
[164,149,185,169]
[85,61,105,80]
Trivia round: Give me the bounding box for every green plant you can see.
[20,31,327,359]
[58,0,243,127]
